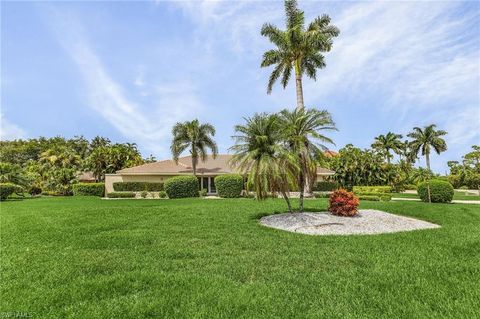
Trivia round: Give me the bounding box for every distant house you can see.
[105,154,335,194]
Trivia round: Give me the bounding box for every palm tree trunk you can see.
[294,60,304,110]
[281,191,293,213]
[192,157,197,176]
[426,152,431,171]
[298,172,305,212]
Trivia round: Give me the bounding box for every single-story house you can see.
[105,154,335,194]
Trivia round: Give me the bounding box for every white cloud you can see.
[46,9,204,156]
[0,113,27,140]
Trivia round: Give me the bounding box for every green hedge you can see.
[314,181,340,192]
[158,191,167,198]
[0,183,22,201]
[353,186,392,194]
[358,195,381,201]
[215,174,243,198]
[113,182,164,192]
[417,180,454,203]
[73,183,105,197]
[107,192,136,198]
[164,176,199,199]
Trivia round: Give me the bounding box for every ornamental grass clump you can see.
[328,189,359,217]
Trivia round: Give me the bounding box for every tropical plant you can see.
[260,0,339,110]
[371,132,403,164]
[277,108,336,211]
[230,113,299,212]
[411,167,433,203]
[46,168,77,196]
[164,176,199,199]
[407,124,447,171]
[328,189,359,217]
[418,180,454,203]
[171,119,218,176]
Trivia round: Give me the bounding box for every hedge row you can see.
[215,174,243,198]
[353,186,392,194]
[0,183,23,201]
[164,176,198,199]
[73,183,105,197]
[113,182,164,192]
[313,181,340,192]
[107,192,136,198]
[417,180,454,203]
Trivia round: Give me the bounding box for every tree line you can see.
[0,136,153,195]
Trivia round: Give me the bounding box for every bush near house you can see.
[328,189,359,217]
[215,174,243,198]
[417,180,454,203]
[0,183,22,201]
[313,181,340,191]
[106,192,136,198]
[113,182,164,192]
[73,183,105,197]
[158,191,167,198]
[164,176,199,199]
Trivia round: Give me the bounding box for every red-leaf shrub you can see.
[328,189,359,217]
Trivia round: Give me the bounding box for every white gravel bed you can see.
[260,209,440,236]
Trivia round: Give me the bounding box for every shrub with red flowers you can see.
[328,189,360,217]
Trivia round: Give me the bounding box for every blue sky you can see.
[1,0,479,173]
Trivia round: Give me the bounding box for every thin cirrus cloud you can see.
[45,8,204,155]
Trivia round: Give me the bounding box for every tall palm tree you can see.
[260,0,339,110]
[230,113,299,212]
[277,108,336,211]
[371,132,403,164]
[407,124,447,171]
[171,119,218,176]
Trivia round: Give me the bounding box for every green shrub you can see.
[0,183,20,201]
[106,192,136,198]
[459,185,469,190]
[164,176,199,199]
[380,194,392,201]
[140,191,148,198]
[358,195,380,201]
[404,184,418,190]
[158,191,167,198]
[417,180,454,203]
[42,190,62,196]
[353,186,392,194]
[199,188,208,197]
[72,183,105,197]
[113,182,164,192]
[28,186,42,196]
[313,192,330,198]
[313,181,340,191]
[215,174,243,198]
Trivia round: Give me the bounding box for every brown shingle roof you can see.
[117,154,335,175]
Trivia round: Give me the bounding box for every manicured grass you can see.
[392,191,480,201]
[1,197,479,318]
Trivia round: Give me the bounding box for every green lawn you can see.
[392,191,480,201]
[1,197,479,318]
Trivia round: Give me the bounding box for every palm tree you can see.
[371,132,403,164]
[407,124,447,171]
[277,108,336,211]
[412,167,433,203]
[171,119,218,176]
[230,113,299,212]
[260,0,339,110]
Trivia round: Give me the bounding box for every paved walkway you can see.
[392,198,480,205]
